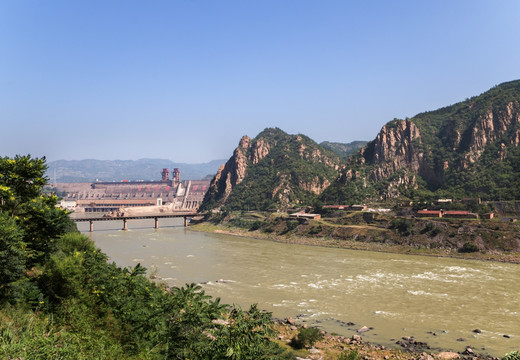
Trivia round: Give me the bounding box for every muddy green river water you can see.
[76,217,519,357]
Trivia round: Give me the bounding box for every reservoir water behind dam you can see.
[76,217,519,357]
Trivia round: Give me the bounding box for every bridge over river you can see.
[72,212,203,231]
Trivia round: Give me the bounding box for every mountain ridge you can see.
[319,140,368,159]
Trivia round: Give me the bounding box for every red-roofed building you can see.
[417,210,442,218]
[443,210,478,219]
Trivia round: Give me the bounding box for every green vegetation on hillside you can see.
[319,141,368,159]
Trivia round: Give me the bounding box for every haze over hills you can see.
[202,80,520,211]
[46,158,226,183]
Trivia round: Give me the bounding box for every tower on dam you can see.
[161,168,170,182]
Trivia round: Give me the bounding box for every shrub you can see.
[430,226,442,236]
[283,220,299,234]
[308,225,322,235]
[459,242,480,253]
[390,218,413,236]
[421,222,435,234]
[248,221,263,231]
[263,226,274,233]
[339,349,361,360]
[290,327,322,349]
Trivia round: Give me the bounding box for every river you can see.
[75,217,519,357]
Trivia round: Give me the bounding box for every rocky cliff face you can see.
[204,134,271,208]
[461,101,520,166]
[329,80,520,201]
[202,128,343,210]
[360,119,423,181]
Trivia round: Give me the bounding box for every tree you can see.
[210,304,277,359]
[0,155,48,213]
[0,155,75,303]
[0,213,26,302]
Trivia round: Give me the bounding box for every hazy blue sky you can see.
[1,1,519,163]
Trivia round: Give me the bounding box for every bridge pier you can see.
[89,220,94,232]
[155,217,159,229]
[122,218,128,231]
[184,216,189,227]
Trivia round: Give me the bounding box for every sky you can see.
[1,1,520,163]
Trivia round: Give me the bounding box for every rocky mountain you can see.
[323,80,520,203]
[201,128,343,210]
[319,140,367,159]
[46,158,226,182]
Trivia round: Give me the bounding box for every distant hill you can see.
[46,158,226,182]
[201,128,344,211]
[323,79,520,203]
[320,140,367,159]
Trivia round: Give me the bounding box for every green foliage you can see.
[420,222,442,237]
[164,283,225,358]
[263,226,275,233]
[208,304,281,360]
[0,307,127,359]
[0,155,76,306]
[0,213,26,302]
[390,218,413,236]
[458,242,480,253]
[164,287,286,359]
[290,327,323,349]
[0,155,48,206]
[249,220,263,231]
[282,220,299,234]
[338,349,361,360]
[308,224,323,235]
[319,141,367,159]
[503,351,520,360]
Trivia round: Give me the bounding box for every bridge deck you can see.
[72,213,200,222]
[71,212,204,231]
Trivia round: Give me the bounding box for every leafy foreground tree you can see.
[0,155,292,359]
[503,351,520,360]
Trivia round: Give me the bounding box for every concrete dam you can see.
[56,168,211,213]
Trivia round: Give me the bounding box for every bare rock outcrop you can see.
[204,135,259,208]
[463,101,520,165]
[360,119,423,182]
